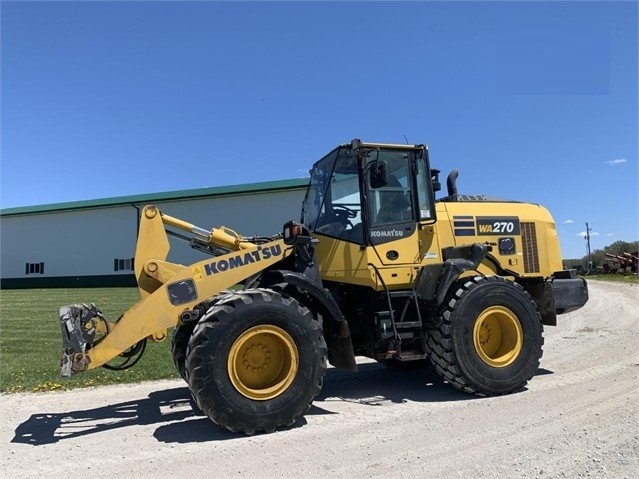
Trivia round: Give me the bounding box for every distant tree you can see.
[590,250,606,267]
[603,240,638,256]
[578,239,638,267]
[563,258,583,270]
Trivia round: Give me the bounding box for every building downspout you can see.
[131,204,141,238]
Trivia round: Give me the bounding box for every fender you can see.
[259,270,357,372]
[416,243,488,305]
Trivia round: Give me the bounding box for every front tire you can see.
[171,290,234,382]
[171,323,195,381]
[427,276,543,395]
[185,289,327,434]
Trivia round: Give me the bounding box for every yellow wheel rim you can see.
[473,306,523,368]
[228,325,298,401]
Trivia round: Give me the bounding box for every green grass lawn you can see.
[584,273,639,284]
[0,287,179,393]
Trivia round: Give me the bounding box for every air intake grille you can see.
[521,222,540,273]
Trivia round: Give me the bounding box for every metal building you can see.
[0,179,308,288]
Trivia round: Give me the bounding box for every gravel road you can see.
[2,280,637,478]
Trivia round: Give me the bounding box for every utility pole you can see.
[585,222,592,270]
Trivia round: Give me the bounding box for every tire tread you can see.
[426,276,544,396]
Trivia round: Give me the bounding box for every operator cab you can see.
[301,139,437,245]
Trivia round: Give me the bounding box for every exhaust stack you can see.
[447,169,459,197]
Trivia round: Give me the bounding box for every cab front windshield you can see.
[302,146,363,243]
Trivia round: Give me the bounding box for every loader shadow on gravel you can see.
[11,386,222,446]
[314,362,551,406]
[316,361,470,404]
[154,362,475,444]
[12,362,549,445]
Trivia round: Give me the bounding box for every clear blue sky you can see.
[1,1,637,259]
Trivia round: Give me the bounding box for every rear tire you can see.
[427,276,543,395]
[185,289,327,434]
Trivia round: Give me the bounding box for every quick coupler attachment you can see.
[58,304,106,377]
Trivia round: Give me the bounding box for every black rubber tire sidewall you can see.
[172,290,234,382]
[446,277,543,394]
[186,290,326,434]
[171,323,195,381]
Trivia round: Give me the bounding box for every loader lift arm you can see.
[59,205,291,376]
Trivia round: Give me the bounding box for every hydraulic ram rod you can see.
[161,212,255,251]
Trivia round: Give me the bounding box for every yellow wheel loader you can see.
[58,139,588,434]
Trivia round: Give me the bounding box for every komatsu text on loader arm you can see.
[58,139,588,434]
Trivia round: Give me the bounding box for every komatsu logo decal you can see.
[371,229,405,238]
[204,245,282,275]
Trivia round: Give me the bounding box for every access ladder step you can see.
[388,291,418,299]
[395,321,422,329]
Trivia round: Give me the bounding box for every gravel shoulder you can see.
[1,280,638,478]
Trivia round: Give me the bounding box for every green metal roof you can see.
[0,178,309,217]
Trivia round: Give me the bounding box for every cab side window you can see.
[369,155,413,226]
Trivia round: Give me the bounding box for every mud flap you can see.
[58,304,105,377]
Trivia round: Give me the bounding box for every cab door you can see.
[366,151,430,267]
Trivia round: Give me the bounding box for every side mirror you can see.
[431,168,441,193]
[369,160,388,189]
